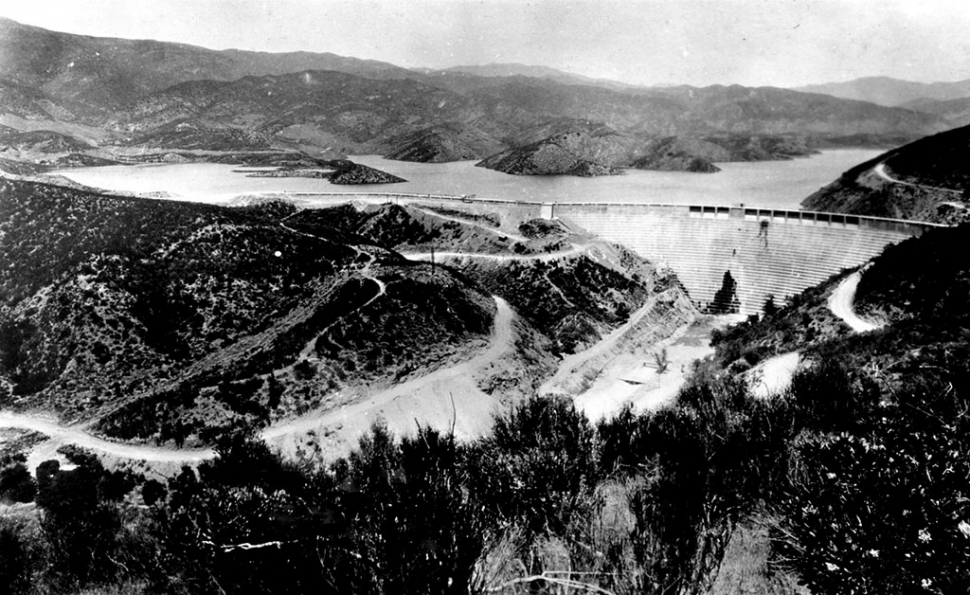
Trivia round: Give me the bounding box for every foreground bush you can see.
[776,404,970,594]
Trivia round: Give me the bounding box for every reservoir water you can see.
[53,149,881,209]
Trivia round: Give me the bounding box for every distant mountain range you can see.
[0,17,964,176]
[796,76,970,108]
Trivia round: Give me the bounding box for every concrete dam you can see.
[550,203,937,314]
[294,193,939,315]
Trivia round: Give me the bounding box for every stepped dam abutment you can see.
[288,193,940,314]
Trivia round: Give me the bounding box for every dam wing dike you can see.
[280,193,939,315]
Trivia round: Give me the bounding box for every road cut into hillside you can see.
[262,296,516,460]
[0,412,215,472]
[828,270,884,333]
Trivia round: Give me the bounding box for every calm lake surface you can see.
[54,149,880,210]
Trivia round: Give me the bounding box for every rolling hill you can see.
[0,18,954,173]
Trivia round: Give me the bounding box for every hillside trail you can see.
[746,267,885,401]
[873,163,961,195]
[828,269,883,333]
[278,214,388,370]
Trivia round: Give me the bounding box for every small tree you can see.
[762,294,778,317]
[653,347,669,374]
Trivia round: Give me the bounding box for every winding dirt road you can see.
[828,270,882,333]
[263,296,514,443]
[874,163,961,195]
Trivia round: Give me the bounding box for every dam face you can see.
[552,204,935,314]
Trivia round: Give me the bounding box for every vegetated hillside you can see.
[696,222,970,594]
[459,250,686,354]
[0,129,93,156]
[109,70,480,155]
[475,129,624,176]
[438,62,637,90]
[0,179,507,443]
[289,202,682,354]
[383,123,506,162]
[802,124,970,223]
[285,203,518,254]
[796,75,970,107]
[124,119,274,151]
[0,16,414,117]
[630,137,721,173]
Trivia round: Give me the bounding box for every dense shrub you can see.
[0,461,36,502]
[0,519,33,595]
[776,410,970,594]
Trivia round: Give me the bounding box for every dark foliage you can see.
[0,462,36,502]
[0,520,33,595]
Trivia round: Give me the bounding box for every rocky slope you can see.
[802,124,970,223]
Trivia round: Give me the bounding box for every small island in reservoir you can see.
[239,159,406,185]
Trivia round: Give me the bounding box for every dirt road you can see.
[874,163,961,194]
[828,270,882,333]
[262,296,515,458]
[0,412,215,471]
[401,246,582,263]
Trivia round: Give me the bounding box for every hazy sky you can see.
[2,0,969,87]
